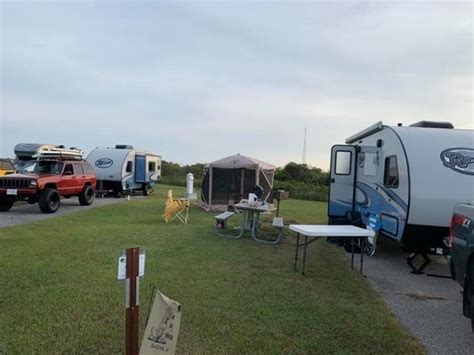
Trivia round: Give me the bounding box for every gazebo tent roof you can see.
[206,154,276,170]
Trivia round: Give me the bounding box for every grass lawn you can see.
[0,185,424,354]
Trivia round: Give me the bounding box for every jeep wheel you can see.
[39,188,60,213]
[142,183,153,196]
[0,200,13,212]
[79,185,95,206]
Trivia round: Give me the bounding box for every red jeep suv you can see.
[0,159,97,213]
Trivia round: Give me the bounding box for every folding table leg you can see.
[302,236,308,275]
[360,237,365,275]
[351,238,355,269]
[294,233,300,272]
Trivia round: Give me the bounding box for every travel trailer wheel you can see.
[142,183,153,196]
[79,185,95,206]
[38,188,60,213]
[0,200,13,212]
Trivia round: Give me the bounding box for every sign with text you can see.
[140,290,182,355]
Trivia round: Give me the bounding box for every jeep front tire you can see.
[79,185,95,206]
[39,188,61,213]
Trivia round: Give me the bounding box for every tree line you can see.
[160,160,329,202]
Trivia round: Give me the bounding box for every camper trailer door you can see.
[329,145,356,218]
[135,155,146,183]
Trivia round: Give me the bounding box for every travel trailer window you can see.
[363,152,378,177]
[335,151,352,175]
[148,161,156,172]
[126,161,133,173]
[384,156,399,188]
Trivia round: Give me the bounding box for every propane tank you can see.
[186,173,194,195]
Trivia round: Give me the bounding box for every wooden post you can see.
[125,247,140,355]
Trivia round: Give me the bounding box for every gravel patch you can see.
[0,196,131,228]
[350,238,474,354]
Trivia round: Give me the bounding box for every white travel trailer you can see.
[328,121,474,258]
[87,145,161,196]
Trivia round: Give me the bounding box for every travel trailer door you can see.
[135,155,146,183]
[328,145,356,219]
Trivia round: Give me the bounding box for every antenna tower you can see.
[302,128,307,164]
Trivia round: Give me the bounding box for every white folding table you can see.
[289,225,375,275]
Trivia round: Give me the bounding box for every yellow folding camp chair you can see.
[162,190,189,224]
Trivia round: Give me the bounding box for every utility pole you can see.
[302,127,307,165]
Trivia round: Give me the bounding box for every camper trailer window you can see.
[126,161,133,173]
[335,151,352,175]
[363,152,378,176]
[384,156,399,188]
[148,161,156,172]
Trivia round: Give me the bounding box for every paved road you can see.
[0,197,127,228]
[354,238,474,354]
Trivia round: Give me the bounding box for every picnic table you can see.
[289,225,375,275]
[214,201,283,244]
[233,202,279,243]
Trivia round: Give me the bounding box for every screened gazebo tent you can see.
[201,154,276,211]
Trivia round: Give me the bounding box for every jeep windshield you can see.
[21,161,64,175]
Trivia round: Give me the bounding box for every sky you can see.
[0,0,472,170]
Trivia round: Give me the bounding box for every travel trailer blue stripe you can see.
[374,183,408,212]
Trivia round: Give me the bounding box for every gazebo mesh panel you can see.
[208,168,256,205]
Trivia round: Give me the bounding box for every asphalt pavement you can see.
[351,238,474,354]
[0,196,127,228]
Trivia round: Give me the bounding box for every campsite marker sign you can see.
[118,251,145,280]
[119,247,145,355]
[118,248,182,355]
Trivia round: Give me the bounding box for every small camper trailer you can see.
[328,121,474,254]
[87,145,161,196]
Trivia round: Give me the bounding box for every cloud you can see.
[1,1,472,169]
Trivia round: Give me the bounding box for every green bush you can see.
[161,161,205,187]
[273,180,328,202]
